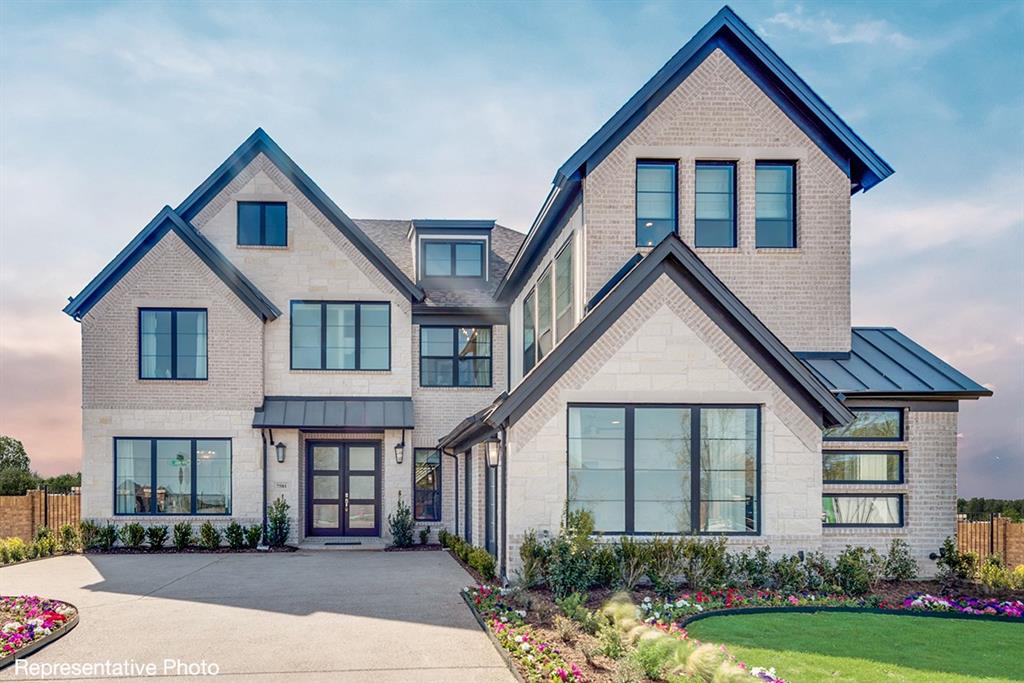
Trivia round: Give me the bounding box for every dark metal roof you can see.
[412,219,495,231]
[63,206,281,322]
[798,328,992,398]
[253,396,414,429]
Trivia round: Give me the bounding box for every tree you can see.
[0,467,39,496]
[41,472,81,494]
[0,436,30,471]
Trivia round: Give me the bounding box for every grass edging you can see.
[0,603,80,670]
[460,591,527,683]
[678,604,1024,628]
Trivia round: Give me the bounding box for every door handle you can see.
[344,492,349,512]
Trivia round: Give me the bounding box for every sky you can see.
[0,0,1021,497]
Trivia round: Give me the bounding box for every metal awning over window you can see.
[252,396,414,430]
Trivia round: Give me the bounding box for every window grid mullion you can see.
[354,304,362,370]
[690,407,701,534]
[170,311,178,379]
[452,328,459,386]
[150,438,158,514]
[190,440,198,514]
[625,407,635,534]
[320,304,327,370]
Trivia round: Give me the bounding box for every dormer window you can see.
[421,240,485,278]
[237,201,287,246]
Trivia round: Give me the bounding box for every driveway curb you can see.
[0,603,80,670]
[460,591,526,683]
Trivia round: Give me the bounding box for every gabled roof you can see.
[176,128,424,302]
[556,5,893,192]
[480,236,856,440]
[63,206,280,321]
[798,328,992,398]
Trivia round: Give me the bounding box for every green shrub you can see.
[267,496,291,547]
[34,526,53,543]
[555,592,604,635]
[386,491,414,548]
[468,547,496,580]
[646,536,683,597]
[418,525,431,545]
[834,545,884,595]
[118,522,146,549]
[686,642,727,681]
[437,528,450,547]
[680,537,730,591]
[58,523,79,552]
[631,633,677,680]
[884,538,918,581]
[245,524,263,549]
[146,525,168,550]
[3,538,28,563]
[224,521,246,550]
[802,551,835,592]
[173,522,193,550]
[616,536,650,591]
[95,524,117,551]
[771,553,805,593]
[199,521,222,550]
[597,620,626,660]
[547,534,594,599]
[79,520,100,549]
[591,543,618,589]
[33,535,57,558]
[517,529,548,588]
[457,538,471,563]
[735,546,773,589]
[936,536,976,591]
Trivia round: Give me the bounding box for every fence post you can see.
[43,485,49,529]
[990,512,995,558]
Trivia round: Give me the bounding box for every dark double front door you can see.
[307,441,381,536]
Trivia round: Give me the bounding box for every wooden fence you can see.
[0,488,81,542]
[957,514,1024,568]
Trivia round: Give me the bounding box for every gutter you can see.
[260,429,269,546]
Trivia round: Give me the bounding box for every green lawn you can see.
[686,612,1023,683]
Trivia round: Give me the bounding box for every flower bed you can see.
[1,596,78,664]
[902,593,1024,618]
[649,622,786,683]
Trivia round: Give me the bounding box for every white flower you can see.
[514,635,524,643]
[2,622,21,633]
[696,605,703,612]
[516,610,526,618]
[521,642,532,652]
[500,615,508,623]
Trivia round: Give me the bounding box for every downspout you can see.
[499,425,508,583]
[260,429,269,546]
[442,448,459,538]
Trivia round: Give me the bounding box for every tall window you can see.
[695,162,736,247]
[554,240,574,342]
[290,301,390,370]
[536,266,553,359]
[823,495,903,527]
[237,202,287,246]
[421,240,485,278]
[824,408,903,441]
[755,162,796,248]
[568,405,759,534]
[523,291,536,375]
[420,327,492,387]
[636,161,677,247]
[413,448,442,521]
[114,437,231,515]
[139,309,207,380]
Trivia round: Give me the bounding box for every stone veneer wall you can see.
[581,49,851,352]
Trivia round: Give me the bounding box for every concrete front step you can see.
[298,537,387,551]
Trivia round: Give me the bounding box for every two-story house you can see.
[65,6,989,575]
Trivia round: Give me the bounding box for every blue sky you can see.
[0,0,1021,496]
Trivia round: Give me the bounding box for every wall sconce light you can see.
[485,437,500,469]
[394,429,405,464]
[275,441,286,464]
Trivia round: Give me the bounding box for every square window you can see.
[237,202,287,246]
[139,309,207,380]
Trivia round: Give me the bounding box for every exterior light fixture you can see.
[485,438,500,469]
[275,441,286,464]
[395,429,405,464]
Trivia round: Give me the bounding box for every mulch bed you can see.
[84,546,298,554]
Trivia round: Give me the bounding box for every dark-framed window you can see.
[139,308,207,380]
[823,451,903,484]
[822,494,903,527]
[290,301,390,370]
[523,290,537,375]
[420,326,492,387]
[695,161,737,247]
[114,437,231,515]
[636,160,677,247]
[755,162,796,248]
[413,448,442,521]
[237,202,287,246]
[567,404,760,535]
[554,239,574,343]
[536,266,553,359]
[421,240,485,278]
[824,408,904,441]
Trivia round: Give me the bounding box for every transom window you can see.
[568,405,760,535]
[237,202,287,247]
[823,494,903,527]
[290,301,390,370]
[114,437,231,515]
[824,408,903,441]
[695,162,737,247]
[755,162,796,248]
[421,240,485,278]
[823,451,903,483]
[420,326,492,387]
[413,448,442,521]
[636,161,677,247]
[139,308,207,380]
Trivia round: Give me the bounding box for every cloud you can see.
[763,5,918,49]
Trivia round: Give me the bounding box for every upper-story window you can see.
[636,160,677,247]
[290,301,390,371]
[695,162,737,248]
[554,240,574,342]
[823,408,903,441]
[420,326,492,387]
[522,237,575,375]
[523,290,537,375]
[139,308,207,380]
[536,265,554,359]
[755,162,796,248]
[421,240,485,278]
[237,202,287,247]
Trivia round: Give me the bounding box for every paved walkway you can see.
[0,550,512,682]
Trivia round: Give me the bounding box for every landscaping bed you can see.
[0,596,78,667]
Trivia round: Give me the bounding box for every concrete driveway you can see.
[0,550,513,682]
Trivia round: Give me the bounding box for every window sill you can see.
[137,378,209,383]
[290,369,393,374]
[755,247,802,254]
[237,244,289,250]
[694,246,740,253]
[418,384,495,391]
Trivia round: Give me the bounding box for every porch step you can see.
[298,537,387,551]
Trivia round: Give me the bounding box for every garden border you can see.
[678,605,1024,627]
[0,602,80,670]
[460,591,527,683]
